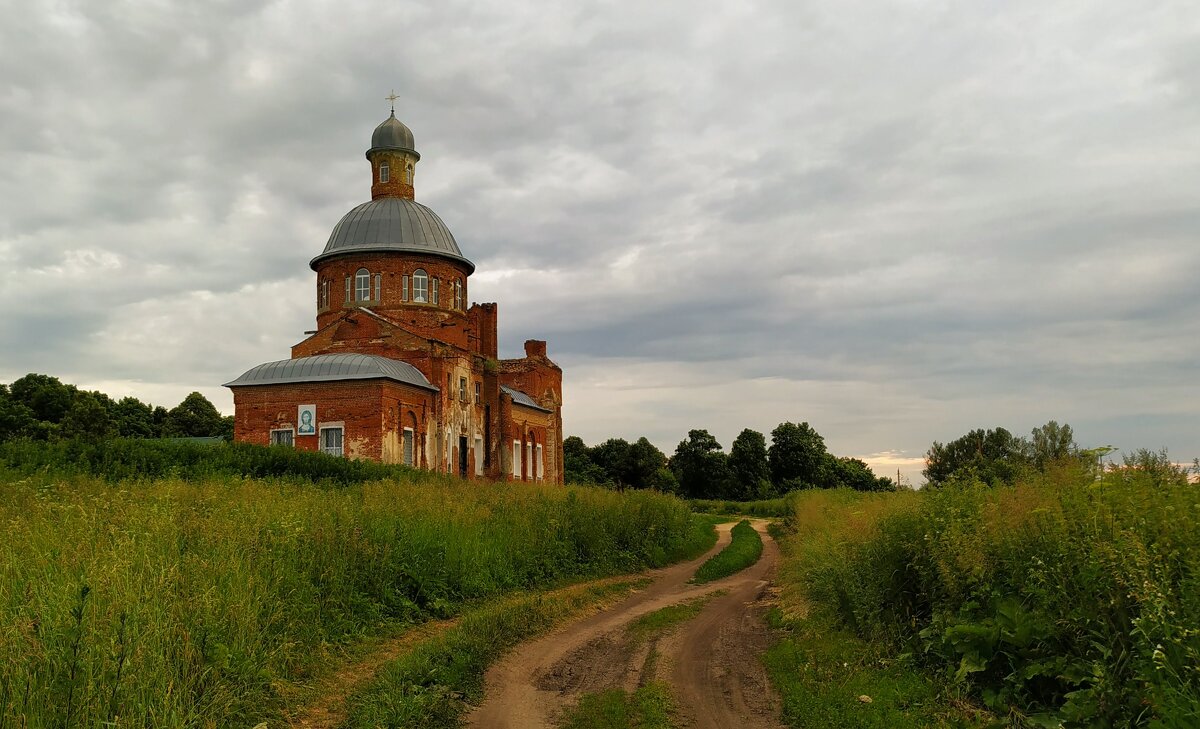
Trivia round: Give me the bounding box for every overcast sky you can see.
[2,0,1197,483]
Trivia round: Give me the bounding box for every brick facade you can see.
[228,112,564,484]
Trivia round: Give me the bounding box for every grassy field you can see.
[689,497,791,517]
[0,441,715,728]
[769,466,1200,727]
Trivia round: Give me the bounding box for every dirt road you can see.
[466,520,784,729]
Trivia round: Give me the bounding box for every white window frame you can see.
[458,377,467,401]
[355,269,371,302]
[402,427,415,466]
[536,444,544,481]
[474,435,484,476]
[379,162,390,183]
[454,280,461,310]
[474,381,481,403]
[374,273,382,301]
[412,269,428,303]
[270,428,295,447]
[320,425,344,457]
[512,440,522,478]
[405,163,413,183]
[526,442,533,481]
[320,280,328,309]
[345,277,351,303]
[402,274,409,301]
[432,278,440,306]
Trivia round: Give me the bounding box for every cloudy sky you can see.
[2,0,1197,482]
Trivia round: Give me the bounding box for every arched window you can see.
[379,163,390,183]
[453,279,462,310]
[412,269,428,302]
[355,268,371,302]
[405,163,414,184]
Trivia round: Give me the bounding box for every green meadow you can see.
[0,440,712,728]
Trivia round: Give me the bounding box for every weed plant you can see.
[693,519,763,584]
[689,497,791,517]
[0,461,710,727]
[778,467,1200,726]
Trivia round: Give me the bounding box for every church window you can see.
[512,440,522,478]
[374,273,382,300]
[413,269,428,302]
[402,275,409,301]
[270,429,294,447]
[459,377,467,401]
[320,280,328,309]
[355,268,371,302]
[402,427,414,466]
[536,444,544,481]
[454,279,462,309]
[379,163,390,183]
[345,277,351,303]
[405,163,413,183]
[432,278,440,306]
[474,381,480,402]
[320,427,344,457]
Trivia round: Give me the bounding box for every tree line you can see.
[0,373,232,442]
[565,421,894,498]
[923,419,1196,487]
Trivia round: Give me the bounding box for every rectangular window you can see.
[379,163,390,183]
[512,440,521,478]
[454,280,461,310]
[402,428,414,466]
[355,274,370,302]
[474,381,481,403]
[374,274,381,301]
[345,277,351,304]
[526,442,533,481]
[402,275,409,301]
[536,444,544,481]
[474,436,484,476]
[320,427,344,457]
[270,429,294,447]
[320,281,328,309]
[432,279,440,306]
[459,377,467,401]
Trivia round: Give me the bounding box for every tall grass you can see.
[777,468,1200,726]
[0,460,708,727]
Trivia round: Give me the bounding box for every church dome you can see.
[368,112,419,158]
[310,197,475,272]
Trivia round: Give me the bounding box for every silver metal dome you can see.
[309,197,475,272]
[368,113,419,158]
[225,353,438,391]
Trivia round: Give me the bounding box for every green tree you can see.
[563,435,607,485]
[768,421,828,490]
[60,392,116,440]
[827,456,893,492]
[923,427,1025,486]
[113,396,159,438]
[163,392,227,438]
[8,373,76,424]
[646,466,679,493]
[670,429,731,499]
[728,429,771,500]
[0,385,36,441]
[590,438,633,486]
[1028,420,1077,469]
[626,437,668,489]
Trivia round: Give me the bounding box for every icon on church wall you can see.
[298,405,316,435]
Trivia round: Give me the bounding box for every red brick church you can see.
[226,109,564,483]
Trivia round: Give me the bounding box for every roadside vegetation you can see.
[770,459,1200,726]
[693,520,764,584]
[0,441,717,728]
[688,496,791,517]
